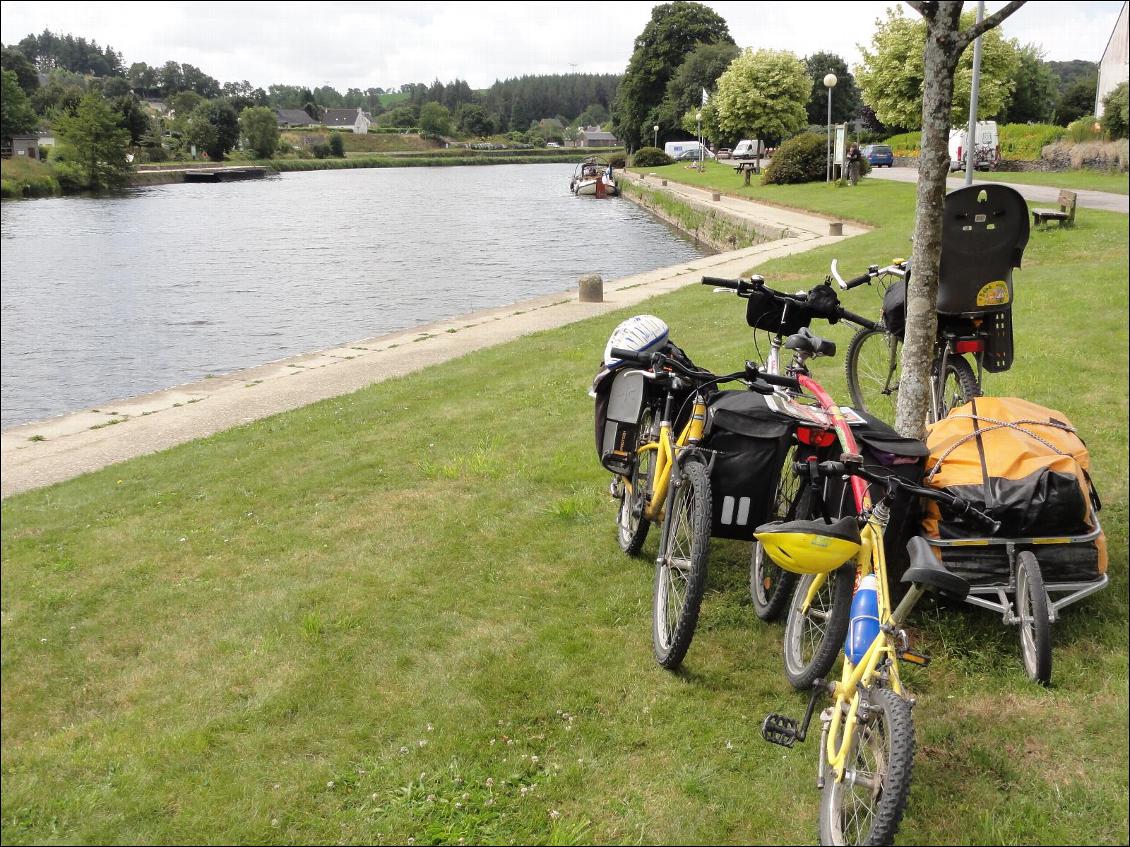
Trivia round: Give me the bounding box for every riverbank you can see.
[1,197,865,496]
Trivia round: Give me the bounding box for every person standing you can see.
[846,142,863,186]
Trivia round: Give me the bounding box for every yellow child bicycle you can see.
[755,452,998,845]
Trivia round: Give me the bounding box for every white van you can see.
[949,121,1000,171]
[663,140,715,160]
[732,139,765,160]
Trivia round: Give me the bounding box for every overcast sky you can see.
[0,1,1123,92]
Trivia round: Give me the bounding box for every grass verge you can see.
[1,178,1126,845]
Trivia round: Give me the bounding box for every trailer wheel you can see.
[1016,551,1052,686]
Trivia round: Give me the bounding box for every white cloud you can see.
[0,0,1122,91]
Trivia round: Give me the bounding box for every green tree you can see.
[576,102,610,128]
[110,94,150,145]
[53,91,132,189]
[804,52,860,126]
[376,104,418,127]
[661,41,740,135]
[1,47,39,95]
[328,132,345,157]
[419,101,453,136]
[1000,44,1057,123]
[455,103,493,136]
[612,1,733,149]
[1100,81,1129,139]
[169,90,205,122]
[857,6,1019,130]
[712,49,810,146]
[239,105,280,158]
[184,102,217,157]
[1,69,39,138]
[1055,73,1098,125]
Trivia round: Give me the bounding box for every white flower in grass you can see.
[327,780,335,788]
[485,778,494,787]
[455,802,463,809]
[426,723,434,732]
[271,818,279,827]
[399,746,409,754]
[417,739,427,748]
[549,809,561,820]
[519,785,529,796]
[427,794,436,803]
[530,755,539,764]
[725,740,734,751]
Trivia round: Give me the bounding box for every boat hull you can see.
[573,178,619,197]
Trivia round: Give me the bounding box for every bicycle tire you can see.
[819,686,916,846]
[652,459,711,670]
[1016,551,1052,685]
[750,458,805,621]
[617,410,654,555]
[931,355,979,423]
[844,326,901,422]
[782,564,854,691]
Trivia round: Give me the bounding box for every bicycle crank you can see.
[761,679,826,748]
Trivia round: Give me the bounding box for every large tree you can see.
[185,100,239,160]
[419,101,453,136]
[612,1,733,149]
[1054,73,1099,124]
[999,44,1058,123]
[896,1,1025,438]
[1,47,39,95]
[711,49,810,146]
[857,6,1019,131]
[53,91,132,190]
[661,41,740,135]
[804,52,860,126]
[1,68,38,139]
[239,105,280,158]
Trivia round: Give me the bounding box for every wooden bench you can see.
[1031,189,1077,228]
[733,159,761,185]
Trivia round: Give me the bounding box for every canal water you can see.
[0,164,703,428]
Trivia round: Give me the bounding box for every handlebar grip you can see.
[836,308,878,331]
[745,363,800,392]
[702,276,741,289]
[609,347,653,365]
[844,273,872,290]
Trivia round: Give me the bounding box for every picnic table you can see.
[733,159,761,185]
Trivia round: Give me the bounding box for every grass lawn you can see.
[961,169,1129,195]
[2,178,1127,844]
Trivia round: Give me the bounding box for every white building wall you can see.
[1096,1,1129,116]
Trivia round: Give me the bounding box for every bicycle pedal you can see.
[898,649,931,667]
[761,713,800,748]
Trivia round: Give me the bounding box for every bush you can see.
[632,146,672,167]
[1067,116,1103,143]
[763,132,826,184]
[608,153,627,169]
[1100,82,1129,140]
[311,143,331,159]
[329,134,345,157]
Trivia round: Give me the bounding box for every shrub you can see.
[632,146,671,167]
[328,133,345,157]
[1067,116,1103,143]
[763,132,826,184]
[311,143,331,159]
[1100,82,1129,140]
[608,153,627,169]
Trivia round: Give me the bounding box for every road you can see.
[868,166,1128,214]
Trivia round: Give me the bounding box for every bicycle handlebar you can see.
[830,259,876,291]
[609,348,801,395]
[801,458,1002,534]
[700,274,876,331]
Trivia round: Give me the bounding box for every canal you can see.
[0,164,704,428]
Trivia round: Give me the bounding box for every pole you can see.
[826,87,833,182]
[965,0,985,185]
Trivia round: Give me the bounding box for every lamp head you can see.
[824,73,838,89]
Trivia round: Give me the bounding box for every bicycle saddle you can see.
[784,327,837,358]
[902,537,970,600]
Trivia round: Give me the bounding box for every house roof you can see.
[323,108,371,127]
[579,130,617,141]
[276,109,315,125]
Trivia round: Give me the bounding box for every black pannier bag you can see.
[746,286,812,335]
[702,391,795,540]
[592,341,697,474]
[820,410,930,582]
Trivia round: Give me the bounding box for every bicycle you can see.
[606,345,796,669]
[834,183,1030,424]
[756,455,999,845]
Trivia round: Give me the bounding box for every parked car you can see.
[673,147,716,161]
[862,144,895,167]
[715,147,732,159]
[732,139,765,160]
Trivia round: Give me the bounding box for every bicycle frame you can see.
[634,389,708,524]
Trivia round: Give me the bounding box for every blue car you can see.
[863,144,894,167]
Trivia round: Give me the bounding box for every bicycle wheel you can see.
[931,355,979,423]
[652,459,711,670]
[819,686,915,846]
[617,410,654,555]
[845,326,901,421]
[750,455,804,621]
[1016,551,1052,685]
[782,564,855,690]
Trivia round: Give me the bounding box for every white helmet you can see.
[603,314,669,368]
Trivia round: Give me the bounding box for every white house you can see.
[1096,0,1129,116]
[323,107,372,134]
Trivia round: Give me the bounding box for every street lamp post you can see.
[696,110,703,172]
[653,124,659,149]
[964,0,985,185]
[824,73,838,183]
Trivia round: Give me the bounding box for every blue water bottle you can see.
[845,574,881,664]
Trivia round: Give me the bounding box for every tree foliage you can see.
[1,47,39,94]
[53,91,131,190]
[857,6,1019,130]
[999,44,1057,123]
[455,103,493,136]
[712,49,810,145]
[662,41,740,134]
[1,68,39,138]
[612,1,733,149]
[16,29,123,76]
[804,52,860,126]
[419,101,452,136]
[185,100,238,160]
[1100,81,1129,139]
[761,132,826,184]
[1055,73,1099,125]
[239,106,280,158]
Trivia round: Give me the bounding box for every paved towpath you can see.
[868,166,1129,214]
[1,185,868,498]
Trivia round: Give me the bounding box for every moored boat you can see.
[570,156,618,197]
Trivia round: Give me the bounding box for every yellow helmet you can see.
[754,516,861,575]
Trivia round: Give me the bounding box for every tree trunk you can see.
[894,2,964,440]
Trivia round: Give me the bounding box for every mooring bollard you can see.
[661,179,667,186]
[829,221,844,236]
[578,273,604,303]
[712,192,721,201]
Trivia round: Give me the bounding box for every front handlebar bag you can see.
[702,391,794,540]
[746,287,812,335]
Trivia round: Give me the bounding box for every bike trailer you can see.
[702,390,794,540]
[921,396,1107,585]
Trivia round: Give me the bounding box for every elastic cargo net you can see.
[922,396,1107,583]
